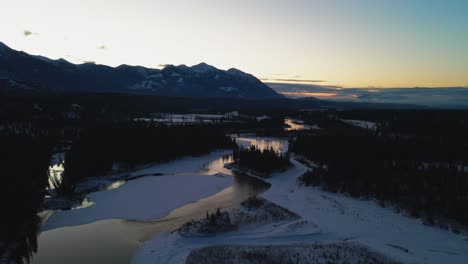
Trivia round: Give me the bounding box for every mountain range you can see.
[0,42,281,99]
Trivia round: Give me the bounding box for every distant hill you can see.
[0,42,281,99]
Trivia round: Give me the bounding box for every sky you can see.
[1,0,467,88]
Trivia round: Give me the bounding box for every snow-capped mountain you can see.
[0,42,281,99]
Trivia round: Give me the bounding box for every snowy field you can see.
[42,150,234,231]
[134,114,225,124]
[43,174,232,231]
[133,112,255,125]
[133,154,468,264]
[263,158,468,264]
[340,119,377,130]
[73,150,232,193]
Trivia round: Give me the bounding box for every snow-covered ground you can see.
[33,149,243,264]
[340,119,377,130]
[255,115,271,122]
[41,150,234,231]
[35,135,468,264]
[262,158,468,264]
[133,154,468,264]
[73,150,232,193]
[176,197,300,237]
[134,114,222,124]
[43,174,232,231]
[133,113,244,124]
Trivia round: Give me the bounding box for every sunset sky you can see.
[1,0,467,88]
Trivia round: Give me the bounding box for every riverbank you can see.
[33,138,274,264]
[133,154,468,264]
[43,173,232,231]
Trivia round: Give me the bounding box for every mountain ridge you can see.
[0,41,282,99]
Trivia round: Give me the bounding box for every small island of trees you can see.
[232,145,291,177]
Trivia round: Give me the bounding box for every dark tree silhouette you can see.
[233,145,291,177]
[292,110,468,227]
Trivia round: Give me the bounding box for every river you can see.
[32,136,287,264]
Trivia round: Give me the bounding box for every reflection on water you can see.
[284,118,306,131]
[203,154,234,175]
[71,198,95,210]
[33,138,273,264]
[48,153,64,190]
[34,220,139,264]
[106,180,126,190]
[236,137,287,153]
[284,118,319,131]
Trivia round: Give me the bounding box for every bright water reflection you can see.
[284,118,319,131]
[48,153,64,190]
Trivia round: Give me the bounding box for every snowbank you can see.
[176,197,300,237]
[261,158,468,264]
[134,156,468,264]
[43,173,232,231]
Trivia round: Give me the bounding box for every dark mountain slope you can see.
[0,42,281,99]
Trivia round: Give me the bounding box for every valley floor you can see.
[34,136,468,264]
[133,156,468,264]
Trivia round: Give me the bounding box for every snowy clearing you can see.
[43,173,232,231]
[73,150,232,193]
[261,158,468,264]
[133,112,248,125]
[340,119,377,130]
[176,197,300,237]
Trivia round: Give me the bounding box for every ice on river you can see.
[43,173,232,231]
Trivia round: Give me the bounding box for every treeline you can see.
[0,93,325,118]
[292,110,468,228]
[61,122,236,191]
[233,145,291,177]
[0,130,54,263]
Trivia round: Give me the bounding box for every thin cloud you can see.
[325,85,344,90]
[270,83,468,108]
[262,78,325,83]
[279,91,338,97]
